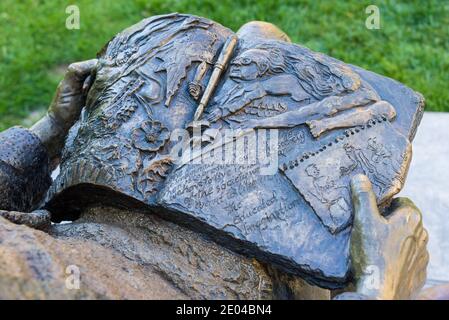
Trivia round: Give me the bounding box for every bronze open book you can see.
[46,13,424,288]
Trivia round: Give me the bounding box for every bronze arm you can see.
[31,59,97,160]
[0,59,96,215]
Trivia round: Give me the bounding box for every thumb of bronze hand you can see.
[351,174,384,236]
[349,174,429,299]
[49,59,98,130]
[349,174,386,296]
[31,59,98,161]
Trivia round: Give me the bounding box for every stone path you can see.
[400,112,449,286]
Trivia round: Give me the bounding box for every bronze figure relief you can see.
[41,14,425,289]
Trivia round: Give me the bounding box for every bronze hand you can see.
[31,59,97,159]
[349,174,429,300]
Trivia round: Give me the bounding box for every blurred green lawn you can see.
[0,0,447,130]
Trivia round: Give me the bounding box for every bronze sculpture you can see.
[0,13,430,299]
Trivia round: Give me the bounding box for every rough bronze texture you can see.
[0,208,331,299]
[44,14,424,288]
[0,127,51,212]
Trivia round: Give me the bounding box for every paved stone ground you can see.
[400,112,449,286]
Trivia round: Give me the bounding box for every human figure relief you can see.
[0,16,431,300]
[341,143,391,194]
[205,41,396,138]
[368,137,393,166]
[305,164,351,231]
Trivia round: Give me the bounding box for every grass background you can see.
[0,0,447,130]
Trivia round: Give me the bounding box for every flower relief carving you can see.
[130,120,173,197]
[132,120,170,153]
[95,137,141,177]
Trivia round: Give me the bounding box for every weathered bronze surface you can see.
[0,127,51,212]
[348,175,428,300]
[42,13,425,289]
[0,13,432,300]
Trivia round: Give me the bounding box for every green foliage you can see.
[0,0,447,130]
